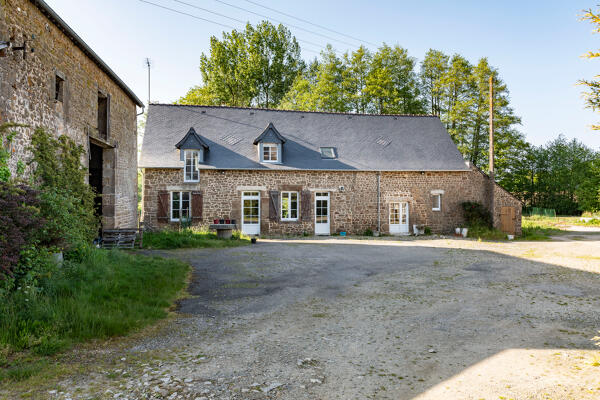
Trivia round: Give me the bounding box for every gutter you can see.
[377,171,381,236]
[30,0,144,108]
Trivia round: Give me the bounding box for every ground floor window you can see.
[432,193,442,211]
[171,191,190,222]
[281,191,298,220]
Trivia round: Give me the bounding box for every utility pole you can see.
[488,75,494,181]
[144,58,152,106]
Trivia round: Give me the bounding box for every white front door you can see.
[315,192,330,235]
[242,191,260,235]
[389,202,409,235]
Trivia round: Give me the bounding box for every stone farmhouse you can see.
[140,104,521,236]
[0,0,143,228]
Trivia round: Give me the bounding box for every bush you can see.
[461,202,492,228]
[0,182,45,290]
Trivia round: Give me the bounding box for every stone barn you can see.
[140,104,521,236]
[0,0,143,228]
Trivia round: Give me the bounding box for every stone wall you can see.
[142,167,522,235]
[0,0,138,228]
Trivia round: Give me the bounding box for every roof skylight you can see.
[320,147,337,159]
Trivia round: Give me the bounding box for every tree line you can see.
[179,21,600,215]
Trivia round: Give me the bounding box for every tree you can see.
[178,22,302,108]
[246,22,302,108]
[580,7,600,130]
[419,49,449,116]
[342,46,372,113]
[365,44,424,114]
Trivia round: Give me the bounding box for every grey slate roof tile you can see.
[139,104,470,171]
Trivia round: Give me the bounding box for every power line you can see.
[138,0,237,30]
[208,0,358,48]
[138,0,324,55]
[171,0,326,51]
[243,0,377,47]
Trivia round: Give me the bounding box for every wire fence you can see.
[525,207,556,218]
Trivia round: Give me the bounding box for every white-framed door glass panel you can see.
[242,191,260,235]
[315,192,330,235]
[389,201,409,234]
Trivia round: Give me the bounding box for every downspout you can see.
[377,171,381,235]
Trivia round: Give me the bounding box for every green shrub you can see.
[461,202,492,227]
[424,226,432,235]
[363,228,374,236]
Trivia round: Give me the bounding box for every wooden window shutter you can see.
[269,191,280,221]
[157,190,169,221]
[301,190,311,221]
[106,93,111,140]
[191,191,203,220]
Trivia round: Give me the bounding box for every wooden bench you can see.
[100,228,143,249]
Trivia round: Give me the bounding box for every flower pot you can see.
[231,219,236,225]
[225,219,231,224]
[251,237,257,244]
[214,219,219,224]
[507,234,514,240]
[461,228,468,238]
[219,219,225,224]
[455,227,461,235]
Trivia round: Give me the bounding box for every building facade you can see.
[140,104,522,236]
[0,0,143,228]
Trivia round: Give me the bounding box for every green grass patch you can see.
[521,216,567,240]
[0,249,189,374]
[142,228,250,249]
[466,224,508,241]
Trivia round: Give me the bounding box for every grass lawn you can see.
[0,249,189,383]
[142,228,250,249]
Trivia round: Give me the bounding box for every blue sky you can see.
[46,0,600,148]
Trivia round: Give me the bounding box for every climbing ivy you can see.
[0,123,26,182]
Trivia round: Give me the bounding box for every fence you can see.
[525,207,556,218]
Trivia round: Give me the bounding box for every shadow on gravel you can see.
[146,240,600,399]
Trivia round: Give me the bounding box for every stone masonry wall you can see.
[0,0,138,228]
[142,167,522,235]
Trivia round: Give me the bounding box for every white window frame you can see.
[319,147,336,159]
[280,191,298,221]
[432,193,442,211]
[184,150,200,182]
[170,191,191,222]
[261,143,279,163]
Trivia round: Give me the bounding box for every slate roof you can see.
[175,127,209,149]
[139,104,471,171]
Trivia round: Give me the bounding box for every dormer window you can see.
[254,122,286,164]
[262,143,279,162]
[175,127,209,182]
[184,150,200,182]
[320,147,337,159]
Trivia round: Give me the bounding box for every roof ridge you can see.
[150,103,438,118]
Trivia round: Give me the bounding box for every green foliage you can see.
[466,225,508,241]
[579,7,600,130]
[0,123,26,182]
[521,217,565,240]
[0,249,189,357]
[178,21,302,108]
[142,228,250,249]
[461,202,492,227]
[29,128,98,253]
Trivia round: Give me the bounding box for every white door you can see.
[315,192,330,235]
[389,202,409,235]
[242,191,260,235]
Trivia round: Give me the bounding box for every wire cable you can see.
[243,0,377,46]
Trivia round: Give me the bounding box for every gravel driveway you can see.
[26,234,600,399]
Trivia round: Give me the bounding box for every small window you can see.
[54,74,64,102]
[184,150,200,182]
[432,193,442,211]
[97,92,109,139]
[171,191,191,222]
[320,147,336,159]
[281,191,298,221]
[262,143,279,162]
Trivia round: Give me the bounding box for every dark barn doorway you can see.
[89,142,103,217]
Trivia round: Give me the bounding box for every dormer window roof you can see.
[253,122,286,145]
[175,127,209,150]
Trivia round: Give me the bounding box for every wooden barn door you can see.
[500,206,516,235]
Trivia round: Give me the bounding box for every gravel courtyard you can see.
[18,232,600,399]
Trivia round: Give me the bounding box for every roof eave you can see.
[30,0,144,108]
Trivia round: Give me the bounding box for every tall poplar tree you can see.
[419,49,449,115]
